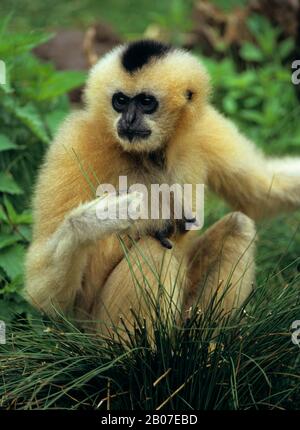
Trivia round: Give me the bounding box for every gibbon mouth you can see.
[118,128,152,142]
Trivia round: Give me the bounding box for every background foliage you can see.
[0,17,86,320]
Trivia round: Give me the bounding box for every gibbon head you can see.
[85,40,211,153]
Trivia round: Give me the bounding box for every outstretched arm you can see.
[200,107,300,220]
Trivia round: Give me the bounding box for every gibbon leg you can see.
[25,192,143,315]
[184,212,256,316]
[94,237,187,338]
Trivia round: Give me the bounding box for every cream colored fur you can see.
[25,43,300,335]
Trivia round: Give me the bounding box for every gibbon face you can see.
[85,40,211,153]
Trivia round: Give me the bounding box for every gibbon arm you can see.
[25,111,143,315]
[201,107,300,220]
[25,192,142,315]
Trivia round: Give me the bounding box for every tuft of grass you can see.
[1,257,300,410]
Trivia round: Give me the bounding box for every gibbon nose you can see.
[124,103,137,126]
[117,103,151,141]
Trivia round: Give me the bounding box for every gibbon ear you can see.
[186,90,194,101]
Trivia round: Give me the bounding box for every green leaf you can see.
[0,134,19,152]
[0,243,25,280]
[3,197,32,226]
[45,109,68,136]
[224,71,257,89]
[240,110,264,124]
[247,15,279,57]
[0,205,8,223]
[244,96,260,109]
[0,172,23,195]
[2,97,50,143]
[15,211,32,225]
[36,70,86,101]
[0,13,13,36]
[278,38,295,60]
[0,274,24,295]
[223,96,237,114]
[0,32,53,58]
[0,234,20,251]
[3,196,18,222]
[240,43,264,62]
[17,225,32,242]
[13,103,50,144]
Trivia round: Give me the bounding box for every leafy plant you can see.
[147,0,194,45]
[0,18,86,321]
[201,15,300,154]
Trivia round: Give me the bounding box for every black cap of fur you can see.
[121,40,171,73]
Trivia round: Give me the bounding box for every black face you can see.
[112,91,158,142]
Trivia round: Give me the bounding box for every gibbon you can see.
[25,40,300,336]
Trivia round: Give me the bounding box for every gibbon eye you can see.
[112,92,130,112]
[137,93,158,114]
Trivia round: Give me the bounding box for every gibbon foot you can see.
[185,211,256,315]
[94,236,186,340]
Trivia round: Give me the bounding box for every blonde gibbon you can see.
[25,40,300,337]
